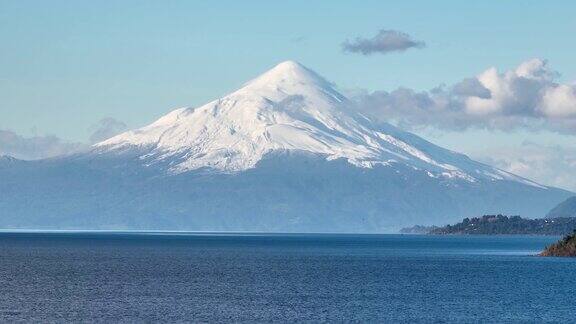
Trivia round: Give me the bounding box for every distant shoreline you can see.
[401,215,576,236]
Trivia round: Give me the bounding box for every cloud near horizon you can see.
[342,29,425,55]
[351,58,576,134]
[0,130,85,160]
[476,142,576,192]
[89,117,128,144]
[0,117,127,160]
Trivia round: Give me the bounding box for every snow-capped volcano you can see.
[98,60,362,172]
[96,61,536,186]
[0,61,570,232]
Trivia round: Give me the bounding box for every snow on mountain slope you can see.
[95,61,543,187]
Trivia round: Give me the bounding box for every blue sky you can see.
[1,1,575,189]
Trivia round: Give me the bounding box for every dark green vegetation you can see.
[425,215,576,235]
[546,196,576,218]
[540,231,576,257]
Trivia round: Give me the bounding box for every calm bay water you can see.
[0,232,574,322]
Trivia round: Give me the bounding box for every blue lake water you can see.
[0,232,574,322]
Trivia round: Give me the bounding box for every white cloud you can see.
[0,117,127,160]
[0,130,85,160]
[352,58,576,134]
[540,85,576,118]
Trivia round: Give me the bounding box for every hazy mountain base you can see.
[0,151,571,232]
[546,196,576,218]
